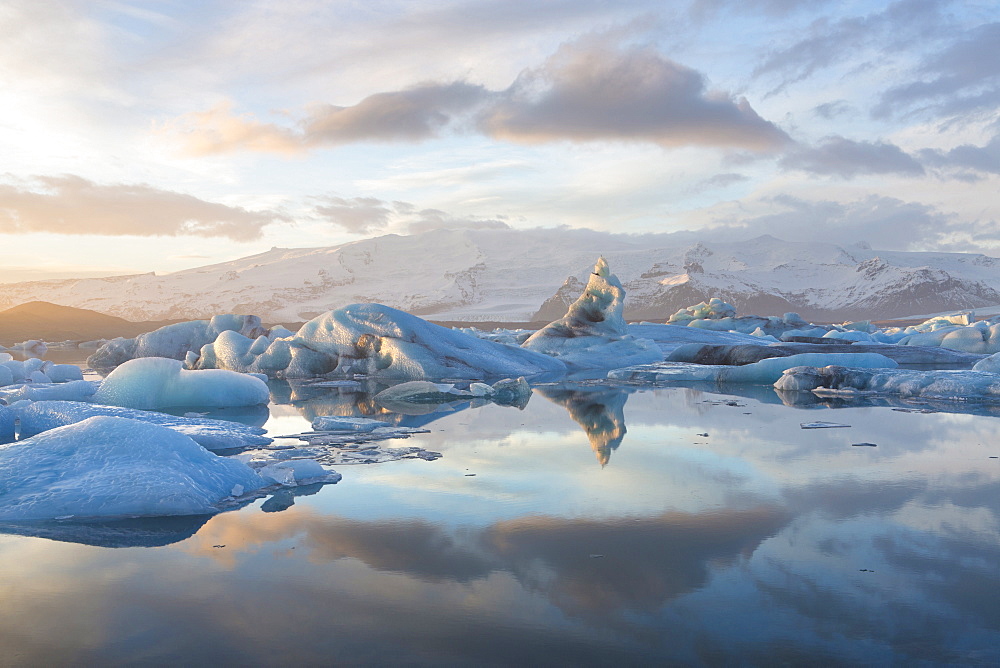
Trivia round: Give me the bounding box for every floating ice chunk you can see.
[311,416,390,432]
[0,416,267,520]
[898,320,1000,354]
[668,298,737,323]
[522,258,661,369]
[973,353,1000,373]
[46,364,84,382]
[12,340,47,356]
[0,366,12,387]
[374,381,471,405]
[489,377,532,408]
[800,421,851,429]
[88,314,269,369]
[93,357,269,409]
[16,400,272,450]
[257,459,336,486]
[610,352,898,385]
[775,364,1000,400]
[0,380,100,404]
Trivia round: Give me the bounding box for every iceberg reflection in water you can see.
[0,380,998,664]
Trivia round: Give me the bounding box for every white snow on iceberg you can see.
[0,416,267,520]
[93,357,269,409]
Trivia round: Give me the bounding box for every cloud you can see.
[302,82,487,145]
[162,38,788,155]
[780,136,925,178]
[478,39,790,151]
[406,209,510,234]
[920,134,1000,177]
[874,21,1000,118]
[711,194,952,250]
[752,0,950,96]
[312,197,393,234]
[0,175,286,241]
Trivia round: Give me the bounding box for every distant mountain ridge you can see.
[0,301,178,345]
[0,230,997,324]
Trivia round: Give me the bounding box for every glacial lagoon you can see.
[1,358,999,665]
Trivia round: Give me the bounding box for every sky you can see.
[1,0,999,282]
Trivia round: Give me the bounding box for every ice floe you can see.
[92,357,269,410]
[608,352,898,385]
[774,364,1000,401]
[0,416,268,520]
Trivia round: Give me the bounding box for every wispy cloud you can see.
[0,175,287,241]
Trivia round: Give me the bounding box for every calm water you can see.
[2,365,1000,665]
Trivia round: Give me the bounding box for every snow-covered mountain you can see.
[1,229,998,324]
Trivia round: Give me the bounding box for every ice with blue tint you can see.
[775,364,1000,400]
[0,380,100,404]
[88,314,269,369]
[93,357,269,409]
[193,303,566,380]
[0,416,267,520]
[609,352,898,385]
[311,416,391,432]
[973,352,1000,373]
[0,406,13,442]
[521,258,661,369]
[898,319,1000,354]
[16,401,272,451]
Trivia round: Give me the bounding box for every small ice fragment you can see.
[697,432,709,437]
[800,421,851,429]
[589,554,605,558]
[852,442,877,447]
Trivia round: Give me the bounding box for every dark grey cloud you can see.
[312,196,393,234]
[301,82,487,145]
[874,21,1000,118]
[920,134,1000,178]
[168,38,788,154]
[780,136,925,178]
[0,174,286,241]
[479,40,790,151]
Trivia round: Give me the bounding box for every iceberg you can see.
[16,401,272,450]
[775,364,1000,400]
[0,416,267,520]
[609,352,898,385]
[521,258,661,369]
[87,314,269,369]
[192,303,566,380]
[92,357,269,410]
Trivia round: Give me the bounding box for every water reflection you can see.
[3,379,1000,663]
[536,385,630,466]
